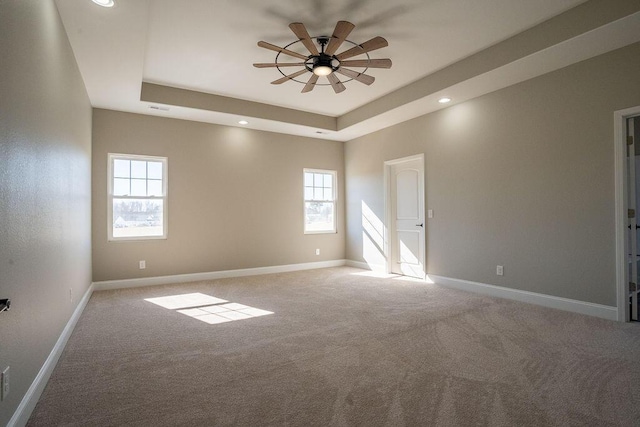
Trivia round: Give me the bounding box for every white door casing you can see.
[615,106,640,322]
[629,118,639,321]
[385,154,425,279]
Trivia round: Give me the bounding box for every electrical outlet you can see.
[428,209,434,218]
[139,260,146,269]
[496,265,504,276]
[315,249,320,256]
[1,366,9,401]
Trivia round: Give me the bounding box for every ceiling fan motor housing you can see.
[311,53,337,75]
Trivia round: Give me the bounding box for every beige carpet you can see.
[28,267,640,426]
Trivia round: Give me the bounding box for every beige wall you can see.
[345,42,640,307]
[0,1,93,425]
[92,110,345,282]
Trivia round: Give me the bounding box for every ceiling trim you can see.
[141,83,337,131]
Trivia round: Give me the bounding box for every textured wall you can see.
[92,110,345,282]
[0,1,92,425]
[345,42,640,307]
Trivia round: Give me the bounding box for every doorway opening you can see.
[615,106,640,322]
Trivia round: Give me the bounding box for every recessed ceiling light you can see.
[91,0,114,7]
[438,97,452,104]
[238,120,249,125]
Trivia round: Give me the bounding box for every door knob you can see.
[416,223,423,227]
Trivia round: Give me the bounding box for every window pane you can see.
[324,188,333,201]
[324,174,333,188]
[131,179,147,196]
[113,199,163,238]
[113,178,130,196]
[305,202,334,232]
[131,160,147,179]
[314,188,323,200]
[304,187,313,200]
[113,159,130,178]
[148,161,163,180]
[148,179,162,196]
[304,172,314,187]
[314,173,324,187]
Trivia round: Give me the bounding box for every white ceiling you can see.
[54,0,640,141]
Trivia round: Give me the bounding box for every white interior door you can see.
[388,156,425,278]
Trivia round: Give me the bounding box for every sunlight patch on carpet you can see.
[145,293,273,324]
[350,270,426,283]
[145,293,228,309]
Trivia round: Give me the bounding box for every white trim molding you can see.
[614,106,640,322]
[8,284,95,427]
[93,259,347,291]
[428,274,618,321]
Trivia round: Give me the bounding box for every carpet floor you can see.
[28,267,640,426]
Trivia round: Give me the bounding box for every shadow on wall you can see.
[362,200,387,271]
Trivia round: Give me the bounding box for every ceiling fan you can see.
[253,21,392,94]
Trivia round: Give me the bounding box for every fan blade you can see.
[302,74,319,93]
[272,69,309,85]
[325,21,355,56]
[254,62,306,68]
[336,67,375,85]
[339,58,392,69]
[336,36,388,60]
[257,41,308,60]
[327,73,346,93]
[289,23,319,55]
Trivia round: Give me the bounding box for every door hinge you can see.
[630,282,637,292]
[629,209,636,219]
[628,136,634,146]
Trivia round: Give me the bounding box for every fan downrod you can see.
[309,37,337,76]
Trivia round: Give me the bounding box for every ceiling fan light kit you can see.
[91,0,114,7]
[254,21,392,94]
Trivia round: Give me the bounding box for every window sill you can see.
[108,236,167,242]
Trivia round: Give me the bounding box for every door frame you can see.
[384,153,426,277]
[614,106,640,322]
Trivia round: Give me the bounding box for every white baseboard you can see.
[8,283,94,427]
[428,274,618,321]
[93,259,348,291]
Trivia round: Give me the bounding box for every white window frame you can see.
[303,168,337,234]
[108,153,168,241]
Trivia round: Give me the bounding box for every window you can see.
[108,154,167,241]
[304,169,336,234]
